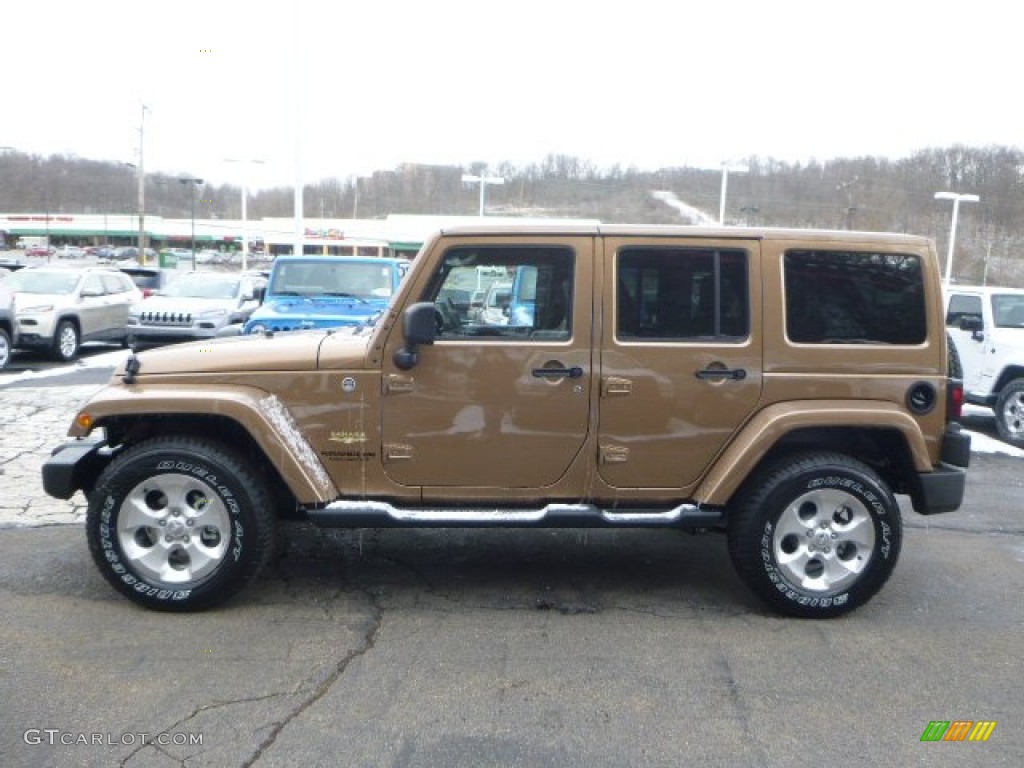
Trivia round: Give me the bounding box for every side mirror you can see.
[959,315,983,332]
[393,302,436,370]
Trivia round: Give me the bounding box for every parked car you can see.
[0,278,16,369]
[5,266,142,361]
[475,279,513,325]
[25,244,55,258]
[243,255,409,334]
[86,245,118,260]
[945,284,1024,446]
[125,271,267,344]
[119,266,179,298]
[42,224,969,614]
[54,245,87,260]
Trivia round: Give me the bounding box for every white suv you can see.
[945,285,1024,446]
[6,267,142,361]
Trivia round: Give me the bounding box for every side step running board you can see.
[307,501,724,529]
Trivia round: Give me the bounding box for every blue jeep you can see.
[243,255,409,334]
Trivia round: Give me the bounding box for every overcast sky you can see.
[2,0,1020,190]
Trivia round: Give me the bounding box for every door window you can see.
[616,247,749,341]
[423,246,574,341]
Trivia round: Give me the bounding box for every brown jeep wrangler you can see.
[42,225,971,617]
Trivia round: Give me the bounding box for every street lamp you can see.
[461,173,505,216]
[934,191,980,286]
[224,158,265,271]
[180,177,204,270]
[136,104,150,264]
[719,162,748,225]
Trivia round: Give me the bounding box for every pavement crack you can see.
[242,591,383,767]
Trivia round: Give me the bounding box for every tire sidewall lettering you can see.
[94,455,247,605]
[760,472,886,610]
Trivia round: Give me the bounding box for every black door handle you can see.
[695,367,747,381]
[533,366,584,379]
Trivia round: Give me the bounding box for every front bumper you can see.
[41,438,110,500]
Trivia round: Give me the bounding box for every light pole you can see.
[934,191,980,286]
[180,177,204,270]
[719,162,748,225]
[224,158,265,271]
[136,104,150,264]
[461,173,505,216]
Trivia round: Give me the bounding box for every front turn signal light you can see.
[75,412,94,431]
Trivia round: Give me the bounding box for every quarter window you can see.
[784,250,925,345]
[616,247,749,341]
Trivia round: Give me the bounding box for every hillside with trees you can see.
[2,145,1022,285]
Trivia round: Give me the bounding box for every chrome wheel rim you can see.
[58,325,77,359]
[999,390,1024,441]
[0,334,9,367]
[117,472,231,585]
[773,488,876,594]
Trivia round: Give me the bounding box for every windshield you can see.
[4,270,80,294]
[992,294,1024,328]
[269,261,394,299]
[163,275,241,300]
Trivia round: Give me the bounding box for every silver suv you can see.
[6,266,142,361]
[125,271,266,344]
[0,277,16,369]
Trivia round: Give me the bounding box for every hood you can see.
[117,331,324,376]
[13,292,69,311]
[133,295,239,314]
[116,327,372,377]
[248,295,387,329]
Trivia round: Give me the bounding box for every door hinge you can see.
[383,443,413,461]
[600,444,630,464]
[602,376,632,397]
[384,374,415,394]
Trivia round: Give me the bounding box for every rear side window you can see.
[617,247,749,341]
[784,250,925,345]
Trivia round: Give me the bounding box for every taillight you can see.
[947,378,964,422]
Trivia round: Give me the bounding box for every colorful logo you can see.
[920,721,996,742]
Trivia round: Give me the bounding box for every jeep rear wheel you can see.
[86,437,276,611]
[728,452,902,618]
[994,379,1024,448]
[52,320,79,362]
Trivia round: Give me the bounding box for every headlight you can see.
[19,304,55,314]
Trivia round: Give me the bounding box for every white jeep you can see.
[945,285,1024,446]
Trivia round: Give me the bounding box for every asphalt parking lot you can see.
[1,359,1022,767]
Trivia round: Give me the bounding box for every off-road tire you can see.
[728,451,902,618]
[994,378,1024,448]
[946,332,963,381]
[51,319,80,362]
[85,436,276,611]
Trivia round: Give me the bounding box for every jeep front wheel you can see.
[86,437,276,611]
[994,379,1024,448]
[728,452,902,618]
